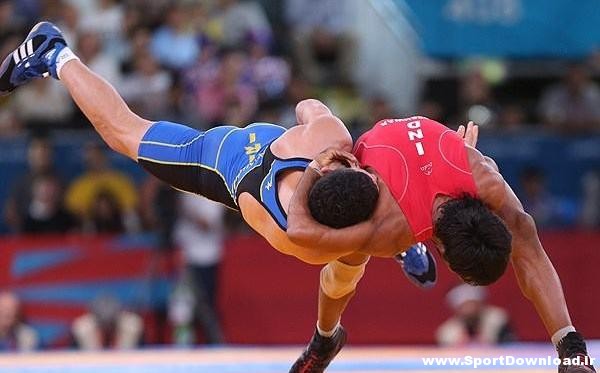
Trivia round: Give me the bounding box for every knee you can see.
[320,259,369,299]
[106,117,151,160]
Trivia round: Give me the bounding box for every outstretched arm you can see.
[496,180,573,338]
[466,122,573,340]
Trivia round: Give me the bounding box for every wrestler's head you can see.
[308,163,379,229]
[433,194,512,286]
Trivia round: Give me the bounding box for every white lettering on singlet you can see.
[406,120,425,156]
[377,117,427,156]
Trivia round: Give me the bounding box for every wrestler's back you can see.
[237,124,346,264]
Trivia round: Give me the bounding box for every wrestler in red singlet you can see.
[353,116,479,242]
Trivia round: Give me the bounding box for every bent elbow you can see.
[287,225,315,247]
[514,211,537,237]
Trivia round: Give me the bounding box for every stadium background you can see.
[0,0,599,351]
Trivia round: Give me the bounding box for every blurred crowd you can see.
[0,0,598,137]
[0,0,599,351]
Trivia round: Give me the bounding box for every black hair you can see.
[434,194,512,286]
[308,168,379,229]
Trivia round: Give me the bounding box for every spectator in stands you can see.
[0,0,25,36]
[0,108,23,137]
[457,67,499,128]
[275,75,316,128]
[247,37,290,103]
[0,291,39,352]
[4,134,59,232]
[65,142,139,233]
[194,48,257,126]
[12,79,74,130]
[497,103,527,132]
[120,51,172,118]
[436,284,515,346]
[140,176,178,249]
[285,0,354,85]
[23,173,76,233]
[519,167,578,228]
[77,30,122,87]
[72,294,143,350]
[86,189,126,233]
[216,0,272,49]
[139,176,179,344]
[418,99,445,123]
[78,0,125,56]
[56,2,80,47]
[171,194,226,345]
[357,95,396,133]
[580,171,600,228]
[539,63,600,134]
[150,3,199,70]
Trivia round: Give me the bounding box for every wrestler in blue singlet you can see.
[138,121,310,230]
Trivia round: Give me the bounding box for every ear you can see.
[320,166,335,174]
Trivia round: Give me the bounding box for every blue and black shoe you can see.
[0,21,67,95]
[395,242,437,289]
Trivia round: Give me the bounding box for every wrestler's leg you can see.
[290,252,369,373]
[317,252,369,333]
[59,60,151,160]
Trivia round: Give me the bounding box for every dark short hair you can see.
[308,168,379,229]
[434,195,512,286]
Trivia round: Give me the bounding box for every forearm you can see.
[287,164,323,244]
[512,241,572,336]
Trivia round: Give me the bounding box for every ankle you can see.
[317,320,340,338]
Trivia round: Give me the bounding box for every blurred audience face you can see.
[31,175,62,213]
[220,50,247,84]
[521,168,545,199]
[565,65,589,95]
[461,69,491,105]
[166,6,186,31]
[287,76,313,103]
[77,32,102,62]
[419,100,444,122]
[135,52,160,76]
[91,191,124,233]
[0,292,19,336]
[447,284,486,322]
[500,104,526,129]
[84,144,108,172]
[91,294,121,331]
[455,299,483,320]
[61,3,79,30]
[131,28,151,57]
[28,137,53,174]
[0,1,13,25]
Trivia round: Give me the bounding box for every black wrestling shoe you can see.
[557,332,596,372]
[289,326,347,373]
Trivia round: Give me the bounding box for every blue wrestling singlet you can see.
[137,121,310,230]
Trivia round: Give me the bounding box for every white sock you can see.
[552,326,576,347]
[317,321,340,338]
[55,47,79,80]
